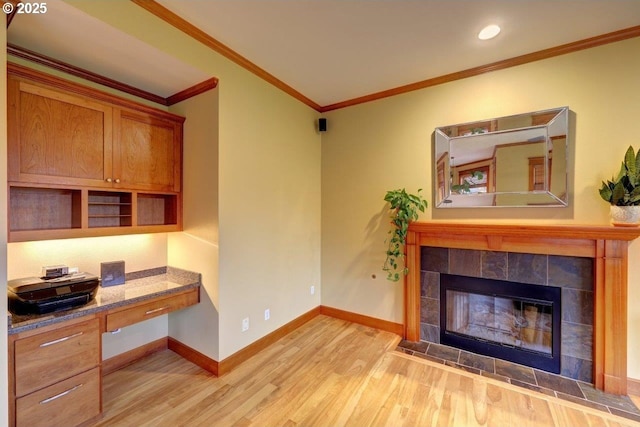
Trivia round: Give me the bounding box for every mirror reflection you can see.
[434,107,569,208]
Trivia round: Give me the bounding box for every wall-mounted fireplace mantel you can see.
[404,222,640,395]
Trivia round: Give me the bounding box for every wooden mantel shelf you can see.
[404,221,640,396]
[408,222,640,241]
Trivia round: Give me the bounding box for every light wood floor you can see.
[93,315,640,427]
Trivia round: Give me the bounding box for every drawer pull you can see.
[39,332,83,348]
[39,384,83,404]
[145,306,170,315]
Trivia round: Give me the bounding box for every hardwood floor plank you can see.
[93,315,640,427]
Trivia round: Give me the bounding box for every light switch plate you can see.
[101,260,125,287]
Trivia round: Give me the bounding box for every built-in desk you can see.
[7,266,201,427]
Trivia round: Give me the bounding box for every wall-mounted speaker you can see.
[318,118,327,132]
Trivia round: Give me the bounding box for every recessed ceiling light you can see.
[478,24,501,40]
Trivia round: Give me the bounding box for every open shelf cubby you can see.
[10,186,82,232]
[88,191,133,228]
[8,186,180,241]
[137,193,178,226]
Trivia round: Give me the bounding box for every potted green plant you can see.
[599,145,640,226]
[383,188,428,281]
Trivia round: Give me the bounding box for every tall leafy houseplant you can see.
[383,189,428,281]
[599,145,640,206]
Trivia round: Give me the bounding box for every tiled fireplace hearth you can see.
[403,222,640,396]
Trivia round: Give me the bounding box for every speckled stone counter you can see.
[7,266,201,335]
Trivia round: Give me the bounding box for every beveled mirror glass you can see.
[434,107,569,208]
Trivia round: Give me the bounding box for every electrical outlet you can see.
[310,285,315,295]
[264,309,270,320]
[242,317,249,332]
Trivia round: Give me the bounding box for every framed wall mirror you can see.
[434,107,569,208]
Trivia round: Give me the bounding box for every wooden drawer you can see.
[14,318,100,397]
[106,288,199,331]
[16,367,101,427]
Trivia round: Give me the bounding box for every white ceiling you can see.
[7,0,640,108]
[7,0,211,98]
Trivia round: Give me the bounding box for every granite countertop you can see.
[8,266,201,335]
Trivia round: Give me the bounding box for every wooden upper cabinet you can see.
[6,65,184,241]
[114,110,182,192]
[8,79,114,188]
[7,66,184,193]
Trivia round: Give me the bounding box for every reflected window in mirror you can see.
[459,166,489,193]
[528,157,551,191]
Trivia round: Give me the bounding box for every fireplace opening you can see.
[440,274,561,373]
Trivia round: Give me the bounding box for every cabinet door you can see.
[8,79,113,187]
[114,110,182,192]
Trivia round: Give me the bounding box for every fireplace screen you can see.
[440,274,561,373]
[446,291,552,355]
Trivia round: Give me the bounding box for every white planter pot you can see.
[610,205,640,226]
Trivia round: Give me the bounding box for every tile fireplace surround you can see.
[404,222,640,396]
[423,248,586,381]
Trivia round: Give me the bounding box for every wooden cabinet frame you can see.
[6,63,184,241]
[8,287,199,427]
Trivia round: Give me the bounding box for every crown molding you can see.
[320,25,640,112]
[166,77,219,105]
[7,43,218,106]
[130,2,640,112]
[4,0,19,28]
[7,62,186,121]
[14,1,639,112]
[131,0,322,112]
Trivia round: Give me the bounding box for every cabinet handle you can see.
[114,178,121,183]
[39,332,83,348]
[40,384,83,404]
[105,178,112,183]
[145,306,170,315]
